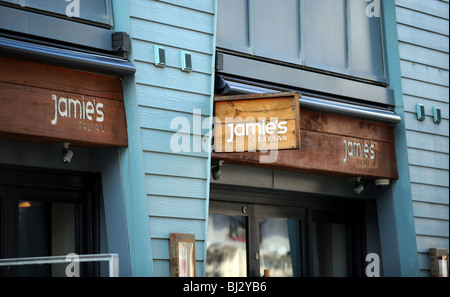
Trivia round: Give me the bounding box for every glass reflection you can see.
[0,0,111,25]
[18,200,50,277]
[259,218,300,277]
[206,214,247,277]
[312,222,348,277]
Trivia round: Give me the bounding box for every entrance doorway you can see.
[206,186,366,277]
[0,165,101,277]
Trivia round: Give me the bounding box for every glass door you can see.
[12,189,84,277]
[310,211,363,277]
[208,186,367,277]
[206,202,248,277]
[255,206,305,277]
[206,202,306,277]
[0,166,101,277]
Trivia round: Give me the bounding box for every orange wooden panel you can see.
[212,102,397,179]
[213,92,300,152]
[0,56,128,147]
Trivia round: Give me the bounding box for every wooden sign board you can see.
[0,56,127,147]
[212,108,398,180]
[213,92,300,153]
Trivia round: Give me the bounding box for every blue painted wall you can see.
[376,0,449,277]
[374,0,419,277]
[112,0,154,276]
[395,0,449,276]
[116,0,217,276]
[112,0,449,278]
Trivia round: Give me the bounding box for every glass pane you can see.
[259,218,300,277]
[206,214,247,277]
[216,0,250,51]
[18,200,50,276]
[51,203,76,277]
[312,222,348,277]
[302,0,347,73]
[178,242,195,277]
[17,200,77,277]
[349,0,385,81]
[0,0,111,25]
[253,0,301,63]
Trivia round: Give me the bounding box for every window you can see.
[206,214,247,277]
[259,217,301,277]
[0,0,113,27]
[207,186,367,277]
[207,202,306,277]
[217,0,385,83]
[0,166,101,277]
[0,0,115,52]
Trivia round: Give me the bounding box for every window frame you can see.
[215,0,392,108]
[216,0,386,84]
[0,165,102,277]
[0,0,114,28]
[0,3,114,53]
[208,185,367,277]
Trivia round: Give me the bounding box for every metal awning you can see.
[0,36,136,77]
[225,79,401,125]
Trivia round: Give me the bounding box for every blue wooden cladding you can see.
[111,0,448,277]
[124,0,217,276]
[396,0,449,276]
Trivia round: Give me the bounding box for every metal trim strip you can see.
[226,80,401,125]
[0,36,136,76]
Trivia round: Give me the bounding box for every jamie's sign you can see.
[212,98,398,180]
[0,56,127,147]
[51,94,105,132]
[213,92,300,153]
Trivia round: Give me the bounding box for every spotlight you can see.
[353,177,364,194]
[211,159,223,180]
[214,74,230,95]
[354,183,364,194]
[374,179,390,190]
[61,142,73,164]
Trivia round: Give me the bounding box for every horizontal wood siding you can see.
[129,0,216,276]
[396,0,449,276]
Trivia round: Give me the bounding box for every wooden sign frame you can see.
[170,233,196,277]
[212,107,398,180]
[213,92,300,153]
[0,56,128,147]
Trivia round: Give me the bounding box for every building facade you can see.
[395,0,449,276]
[0,0,448,277]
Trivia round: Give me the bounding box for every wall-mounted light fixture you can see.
[374,178,390,190]
[353,177,364,194]
[211,159,223,181]
[214,74,230,95]
[61,142,74,164]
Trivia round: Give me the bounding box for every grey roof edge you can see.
[0,36,136,77]
[225,79,402,125]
